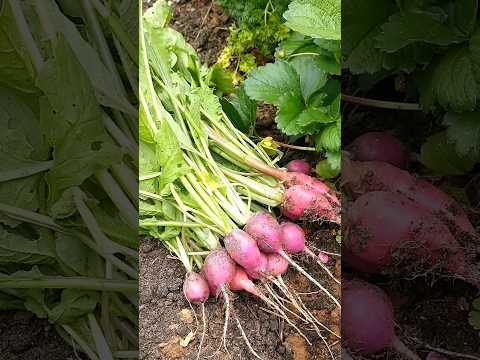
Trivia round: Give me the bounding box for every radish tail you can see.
[280,252,341,308]
[221,288,231,353]
[196,303,207,360]
[391,336,421,360]
[303,247,340,284]
[234,315,265,360]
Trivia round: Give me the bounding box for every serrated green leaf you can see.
[290,56,328,100]
[244,60,300,105]
[317,122,340,152]
[443,112,480,158]
[419,45,479,112]
[283,0,340,40]
[376,9,464,53]
[315,151,340,178]
[275,92,304,135]
[420,131,477,175]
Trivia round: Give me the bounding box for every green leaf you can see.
[443,112,480,159]
[316,122,341,152]
[42,0,135,115]
[0,226,56,265]
[36,36,122,206]
[343,0,396,73]
[144,0,172,28]
[290,56,328,101]
[420,131,477,175]
[419,44,479,113]
[208,64,234,95]
[49,289,99,324]
[275,92,304,136]
[244,60,300,105]
[0,88,49,226]
[315,151,340,178]
[55,233,97,276]
[0,1,39,93]
[283,0,340,40]
[376,9,464,53]
[221,86,256,134]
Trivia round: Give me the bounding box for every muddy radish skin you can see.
[266,253,289,276]
[342,159,480,244]
[224,229,263,271]
[347,132,409,169]
[287,159,311,174]
[345,191,480,287]
[282,185,340,223]
[343,280,420,359]
[183,272,210,304]
[203,249,237,296]
[244,212,282,254]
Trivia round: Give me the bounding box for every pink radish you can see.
[183,272,210,304]
[284,172,340,207]
[245,251,268,280]
[203,249,236,296]
[280,222,331,264]
[345,191,480,287]
[343,279,420,359]
[245,212,341,307]
[224,229,262,271]
[244,212,282,254]
[287,159,310,174]
[229,266,262,297]
[266,253,289,276]
[342,159,479,244]
[282,185,340,223]
[348,132,409,168]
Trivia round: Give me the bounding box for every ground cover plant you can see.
[139,0,342,358]
[0,0,138,358]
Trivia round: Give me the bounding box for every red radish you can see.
[345,191,480,287]
[229,266,261,297]
[224,229,262,271]
[245,211,341,307]
[244,212,282,254]
[282,185,340,223]
[266,253,289,276]
[348,132,409,168]
[342,159,479,244]
[284,172,340,206]
[246,251,268,280]
[279,222,306,253]
[318,252,330,264]
[203,249,236,296]
[287,159,310,174]
[183,272,210,304]
[343,279,420,359]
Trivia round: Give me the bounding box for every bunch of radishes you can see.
[343,132,480,287]
[342,132,479,358]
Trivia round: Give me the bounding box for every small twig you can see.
[342,94,422,111]
[274,142,316,152]
[194,1,213,43]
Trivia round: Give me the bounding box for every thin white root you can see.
[421,343,480,360]
[222,288,231,353]
[391,336,421,360]
[195,303,207,360]
[259,285,312,345]
[280,252,341,308]
[304,247,340,284]
[234,315,265,360]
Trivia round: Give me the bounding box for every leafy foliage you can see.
[343,0,480,174]
[0,0,138,357]
[244,0,341,177]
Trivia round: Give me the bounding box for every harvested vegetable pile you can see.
[139,0,341,358]
[0,0,138,358]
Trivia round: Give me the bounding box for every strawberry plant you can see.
[244,0,342,178]
[343,0,480,175]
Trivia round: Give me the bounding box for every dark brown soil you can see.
[170,0,231,65]
[140,231,341,360]
[0,311,80,360]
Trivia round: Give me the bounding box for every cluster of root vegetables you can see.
[341,132,480,359]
